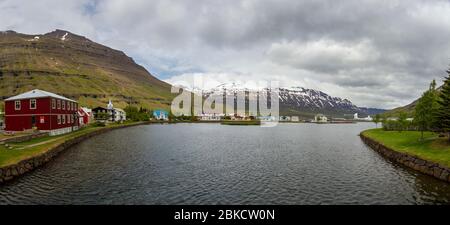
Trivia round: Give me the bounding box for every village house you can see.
[153,109,169,121]
[280,116,291,122]
[198,113,223,121]
[353,113,373,121]
[92,101,126,123]
[105,100,126,122]
[4,89,79,136]
[78,107,93,126]
[314,114,328,123]
[258,116,277,122]
[92,106,109,122]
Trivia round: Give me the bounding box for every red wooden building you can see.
[78,107,93,126]
[4,89,79,136]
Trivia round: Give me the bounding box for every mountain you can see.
[0,29,174,110]
[358,107,388,116]
[383,101,417,117]
[200,84,386,118]
[383,86,443,117]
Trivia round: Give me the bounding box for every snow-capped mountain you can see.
[198,84,385,118]
[278,87,358,112]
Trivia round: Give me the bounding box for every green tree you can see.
[436,68,450,141]
[125,106,149,121]
[373,114,381,128]
[414,80,439,140]
[398,112,408,132]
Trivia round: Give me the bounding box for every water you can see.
[1,123,450,205]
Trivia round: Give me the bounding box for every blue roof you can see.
[153,110,168,116]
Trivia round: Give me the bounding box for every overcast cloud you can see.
[1,0,450,109]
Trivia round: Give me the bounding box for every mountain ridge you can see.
[199,83,386,118]
[0,29,174,110]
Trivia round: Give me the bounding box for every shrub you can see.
[93,121,106,127]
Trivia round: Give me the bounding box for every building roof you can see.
[92,106,108,111]
[114,108,125,113]
[78,107,92,115]
[5,89,77,102]
[81,107,92,113]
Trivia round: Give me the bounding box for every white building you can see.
[258,116,277,122]
[314,114,328,123]
[354,113,373,121]
[107,100,126,122]
[280,116,291,122]
[199,113,223,121]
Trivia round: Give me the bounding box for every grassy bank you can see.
[0,121,142,167]
[362,129,450,168]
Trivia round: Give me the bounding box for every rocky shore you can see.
[360,132,450,183]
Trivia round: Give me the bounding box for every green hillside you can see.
[382,100,417,117]
[0,30,174,110]
[383,86,443,117]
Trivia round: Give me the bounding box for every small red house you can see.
[78,107,93,126]
[4,89,79,136]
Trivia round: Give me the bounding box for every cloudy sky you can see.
[1,0,450,109]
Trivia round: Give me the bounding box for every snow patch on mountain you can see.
[198,83,385,116]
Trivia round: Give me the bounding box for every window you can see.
[52,99,56,109]
[14,101,21,110]
[30,99,37,109]
[67,115,70,124]
[62,115,65,124]
[57,115,61,124]
[57,100,61,109]
[62,101,66,110]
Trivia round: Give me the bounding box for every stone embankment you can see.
[360,133,450,183]
[0,123,147,183]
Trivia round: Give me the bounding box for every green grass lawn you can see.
[362,129,450,168]
[0,121,143,167]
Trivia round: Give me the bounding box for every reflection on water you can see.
[0,123,449,205]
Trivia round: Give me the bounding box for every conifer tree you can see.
[414,80,438,140]
[436,68,450,141]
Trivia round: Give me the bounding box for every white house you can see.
[258,116,277,122]
[199,113,223,121]
[280,116,291,122]
[113,108,127,122]
[314,114,328,123]
[354,113,373,121]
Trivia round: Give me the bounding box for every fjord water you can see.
[1,123,450,204]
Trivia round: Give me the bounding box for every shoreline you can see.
[0,122,150,184]
[360,131,450,183]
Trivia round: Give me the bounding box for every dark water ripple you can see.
[1,123,450,205]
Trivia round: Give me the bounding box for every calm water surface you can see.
[1,123,450,205]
